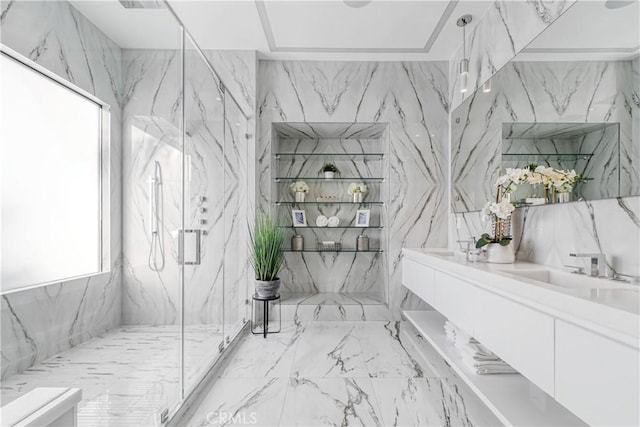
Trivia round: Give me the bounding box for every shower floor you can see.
[0,324,223,426]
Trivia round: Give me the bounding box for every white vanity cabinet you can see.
[555,320,639,426]
[401,250,640,426]
[473,290,555,396]
[402,258,435,305]
[432,271,478,337]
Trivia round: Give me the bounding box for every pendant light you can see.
[457,14,472,93]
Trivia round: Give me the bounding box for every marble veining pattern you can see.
[177,321,500,427]
[258,61,450,319]
[0,0,122,379]
[1,325,222,426]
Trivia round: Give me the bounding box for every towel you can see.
[462,355,517,375]
[476,366,518,375]
[461,342,501,361]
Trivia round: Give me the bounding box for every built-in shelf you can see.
[279,225,383,229]
[275,177,385,182]
[283,248,383,253]
[276,201,383,206]
[502,153,593,161]
[403,310,585,427]
[275,152,384,160]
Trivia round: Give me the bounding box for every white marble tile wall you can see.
[258,61,450,318]
[453,197,640,278]
[0,0,122,379]
[449,0,576,111]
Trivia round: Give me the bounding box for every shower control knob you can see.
[199,196,207,203]
[200,219,207,225]
[199,207,207,214]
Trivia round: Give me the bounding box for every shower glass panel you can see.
[224,97,250,343]
[182,37,226,391]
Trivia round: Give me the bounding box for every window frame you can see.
[0,44,111,295]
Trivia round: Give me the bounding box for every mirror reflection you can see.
[451,0,639,213]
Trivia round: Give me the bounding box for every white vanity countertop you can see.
[403,248,640,347]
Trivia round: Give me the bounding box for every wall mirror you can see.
[451,0,639,213]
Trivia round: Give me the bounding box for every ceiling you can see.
[517,0,639,61]
[71,0,493,61]
[70,0,639,62]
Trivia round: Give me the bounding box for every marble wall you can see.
[258,61,450,318]
[0,0,122,379]
[449,0,576,111]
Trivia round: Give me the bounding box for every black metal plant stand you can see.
[251,293,281,338]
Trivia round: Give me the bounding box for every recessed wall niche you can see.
[271,122,389,307]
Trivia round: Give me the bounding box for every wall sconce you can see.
[457,14,472,93]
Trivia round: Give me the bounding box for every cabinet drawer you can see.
[433,271,477,336]
[474,290,555,396]
[555,321,639,426]
[402,258,435,305]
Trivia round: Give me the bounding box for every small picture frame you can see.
[292,209,307,227]
[355,209,370,227]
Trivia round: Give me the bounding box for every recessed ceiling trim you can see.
[254,0,459,54]
[255,0,276,51]
[522,46,640,54]
[424,0,459,50]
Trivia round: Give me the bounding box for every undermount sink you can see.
[501,269,638,291]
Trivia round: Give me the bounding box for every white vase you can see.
[324,171,335,179]
[295,191,306,203]
[556,192,570,203]
[486,243,515,264]
[352,192,363,203]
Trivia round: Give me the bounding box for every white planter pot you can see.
[486,243,515,264]
[295,191,306,203]
[352,192,363,203]
[255,278,281,298]
[324,171,335,179]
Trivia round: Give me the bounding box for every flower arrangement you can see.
[289,181,309,193]
[495,164,580,194]
[477,164,580,249]
[348,183,368,194]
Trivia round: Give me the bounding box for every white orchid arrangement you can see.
[289,181,309,193]
[348,183,368,194]
[495,165,580,194]
[477,164,581,248]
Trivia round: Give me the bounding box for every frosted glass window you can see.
[1,52,107,292]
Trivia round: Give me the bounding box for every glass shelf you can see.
[279,225,383,229]
[275,152,384,160]
[275,177,384,182]
[276,201,383,206]
[283,248,383,253]
[502,153,593,160]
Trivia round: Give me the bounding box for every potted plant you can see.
[321,162,339,179]
[289,180,309,203]
[348,182,368,203]
[249,214,285,298]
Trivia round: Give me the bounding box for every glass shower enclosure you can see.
[0,1,250,424]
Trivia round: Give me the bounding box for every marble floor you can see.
[177,321,501,427]
[1,325,223,426]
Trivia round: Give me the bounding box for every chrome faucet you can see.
[457,237,477,262]
[570,253,607,277]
